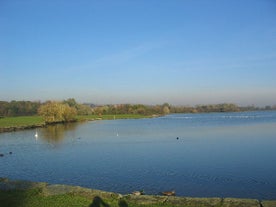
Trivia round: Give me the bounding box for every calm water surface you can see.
[1,111,276,199]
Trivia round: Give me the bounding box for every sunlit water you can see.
[1,111,276,199]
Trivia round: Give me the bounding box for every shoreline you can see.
[1,110,275,133]
[0,177,276,207]
[0,123,46,133]
[0,114,156,133]
[0,177,275,207]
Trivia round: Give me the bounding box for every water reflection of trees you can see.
[40,123,78,144]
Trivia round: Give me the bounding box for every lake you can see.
[1,111,276,199]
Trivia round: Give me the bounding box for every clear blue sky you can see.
[1,0,276,106]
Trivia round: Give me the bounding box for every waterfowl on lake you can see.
[34,131,38,138]
[132,190,144,195]
[132,191,141,196]
[0,153,4,157]
[162,190,175,196]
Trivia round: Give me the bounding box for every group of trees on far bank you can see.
[0,101,40,117]
[1,99,276,123]
[0,99,93,123]
[38,99,94,124]
[93,103,171,116]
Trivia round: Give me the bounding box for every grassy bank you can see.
[0,178,174,207]
[0,188,173,207]
[0,116,44,128]
[1,178,275,207]
[0,188,92,207]
[0,114,153,133]
[0,116,45,132]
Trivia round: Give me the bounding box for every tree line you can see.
[0,101,41,117]
[83,102,276,115]
[1,99,275,121]
[92,103,171,116]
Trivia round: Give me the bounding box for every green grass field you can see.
[0,116,44,128]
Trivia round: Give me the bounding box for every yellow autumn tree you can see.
[38,101,77,123]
